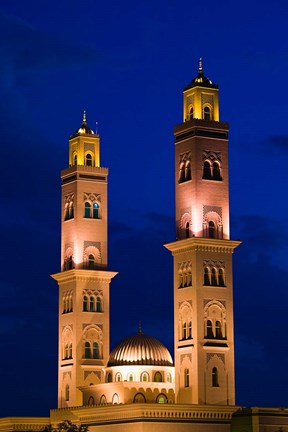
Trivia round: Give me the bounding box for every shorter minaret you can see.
[52,113,117,408]
[165,62,240,406]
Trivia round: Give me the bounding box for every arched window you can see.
[167,373,172,383]
[204,267,211,285]
[141,372,149,382]
[215,320,222,339]
[185,161,191,181]
[208,221,215,238]
[96,296,102,312]
[64,343,69,359]
[100,394,107,405]
[207,319,214,338]
[64,204,69,221]
[88,396,95,406]
[134,393,146,403]
[69,295,73,312]
[156,394,168,403]
[128,373,134,382]
[85,153,93,166]
[115,372,122,382]
[211,268,218,286]
[203,106,211,120]
[203,161,212,179]
[184,368,190,387]
[83,295,88,312]
[65,384,69,401]
[84,202,91,218]
[65,256,73,270]
[179,163,185,183]
[106,372,112,383]
[219,268,225,286]
[88,254,95,270]
[90,295,95,311]
[93,202,99,219]
[69,202,74,219]
[212,162,221,180]
[189,106,194,120]
[183,322,187,340]
[212,367,219,387]
[185,222,189,238]
[154,372,162,382]
[188,321,192,339]
[63,296,67,313]
[68,343,72,359]
[84,341,91,359]
[73,154,77,166]
[93,342,99,359]
[112,393,119,404]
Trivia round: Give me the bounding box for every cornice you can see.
[0,417,49,431]
[164,238,241,255]
[51,269,118,284]
[50,403,238,425]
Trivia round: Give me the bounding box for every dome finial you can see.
[199,57,203,73]
[138,321,143,334]
[83,110,87,124]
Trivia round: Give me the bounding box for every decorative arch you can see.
[64,247,73,270]
[115,372,122,382]
[82,324,103,359]
[204,301,226,340]
[154,371,163,382]
[203,160,212,179]
[73,152,78,166]
[133,392,146,403]
[88,396,95,406]
[180,213,191,239]
[84,152,94,167]
[83,246,101,269]
[100,394,107,405]
[62,326,73,360]
[179,302,193,341]
[112,393,119,404]
[156,393,168,403]
[203,104,213,121]
[140,371,149,382]
[206,353,226,389]
[188,105,194,120]
[203,210,223,239]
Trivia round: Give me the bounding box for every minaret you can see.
[165,61,240,405]
[52,113,117,408]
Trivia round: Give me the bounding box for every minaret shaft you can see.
[165,65,240,405]
[51,115,117,408]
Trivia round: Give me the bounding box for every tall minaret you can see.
[52,113,117,408]
[165,61,240,406]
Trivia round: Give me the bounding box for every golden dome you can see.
[184,58,218,90]
[108,331,173,367]
[71,111,95,137]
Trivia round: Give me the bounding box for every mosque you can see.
[1,62,288,432]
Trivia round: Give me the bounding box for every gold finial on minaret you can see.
[83,110,87,124]
[199,57,203,73]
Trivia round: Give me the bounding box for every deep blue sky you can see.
[1,0,288,417]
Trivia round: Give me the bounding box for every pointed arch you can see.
[212,367,219,387]
[203,160,212,179]
[85,152,93,166]
[83,246,101,269]
[204,301,226,340]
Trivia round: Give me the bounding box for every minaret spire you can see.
[198,57,203,73]
[82,110,87,124]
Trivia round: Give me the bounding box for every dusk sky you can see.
[1,0,288,417]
